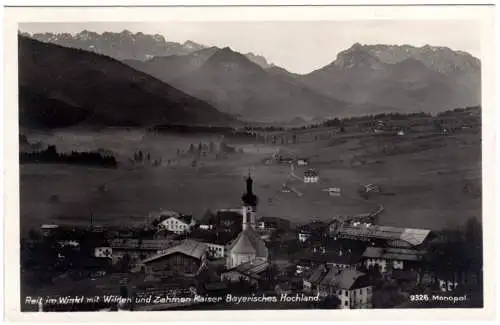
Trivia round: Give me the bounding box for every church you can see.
[226,173,269,268]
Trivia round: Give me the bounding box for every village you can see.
[18,107,484,312]
[20,147,483,312]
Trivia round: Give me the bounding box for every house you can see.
[142,240,208,280]
[296,247,364,271]
[158,214,196,234]
[298,221,327,243]
[362,247,426,273]
[108,238,177,266]
[328,217,375,236]
[40,224,59,236]
[257,216,291,232]
[322,248,364,269]
[189,229,237,259]
[278,156,294,165]
[304,169,319,183]
[323,187,341,197]
[94,247,113,259]
[303,265,373,309]
[221,259,269,286]
[297,158,309,166]
[226,174,269,268]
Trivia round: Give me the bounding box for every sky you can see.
[19,21,481,74]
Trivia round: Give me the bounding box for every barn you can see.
[142,240,208,281]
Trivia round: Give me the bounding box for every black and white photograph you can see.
[2,3,496,322]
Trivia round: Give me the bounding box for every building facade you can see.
[362,246,425,273]
[304,169,319,183]
[142,240,207,280]
[158,215,196,234]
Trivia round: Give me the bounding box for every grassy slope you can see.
[18,36,233,128]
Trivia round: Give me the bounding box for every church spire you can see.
[242,169,258,207]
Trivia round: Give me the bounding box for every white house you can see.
[304,169,319,183]
[205,242,226,259]
[362,247,426,273]
[158,214,196,234]
[297,158,309,166]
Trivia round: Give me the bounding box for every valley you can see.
[19,112,481,237]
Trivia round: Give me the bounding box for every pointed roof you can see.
[228,227,268,258]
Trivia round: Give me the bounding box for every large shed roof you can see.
[142,240,207,263]
[337,223,431,246]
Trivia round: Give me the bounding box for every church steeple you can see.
[242,170,258,207]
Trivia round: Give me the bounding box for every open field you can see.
[20,127,481,236]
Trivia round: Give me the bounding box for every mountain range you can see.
[19,30,481,125]
[301,43,481,112]
[23,30,274,68]
[125,46,383,122]
[18,35,233,128]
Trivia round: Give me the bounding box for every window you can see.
[344,301,348,307]
[344,291,348,297]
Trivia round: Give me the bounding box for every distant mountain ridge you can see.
[166,47,392,122]
[300,43,481,113]
[18,35,234,128]
[21,30,481,122]
[22,30,273,68]
[347,43,481,74]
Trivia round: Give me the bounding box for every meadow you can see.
[19,126,481,236]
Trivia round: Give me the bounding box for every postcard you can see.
[2,4,496,322]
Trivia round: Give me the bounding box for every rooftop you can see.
[225,259,269,279]
[142,240,207,263]
[304,169,319,177]
[297,244,365,265]
[307,265,369,290]
[228,227,268,258]
[336,223,431,246]
[362,247,426,262]
[109,239,176,250]
[149,209,180,220]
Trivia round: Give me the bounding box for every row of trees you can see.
[20,145,117,168]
